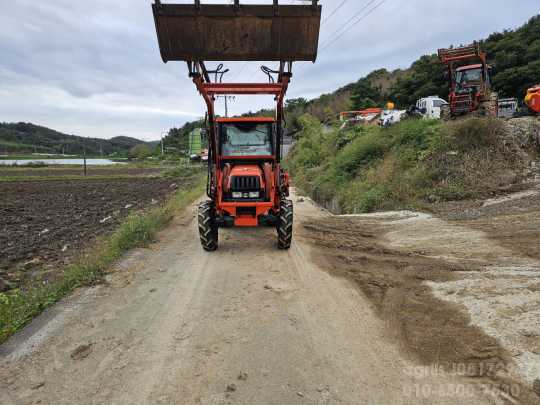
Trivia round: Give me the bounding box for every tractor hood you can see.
[229,165,264,180]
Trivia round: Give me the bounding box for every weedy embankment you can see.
[287,115,530,213]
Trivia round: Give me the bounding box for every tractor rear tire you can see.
[277,199,293,249]
[198,200,218,251]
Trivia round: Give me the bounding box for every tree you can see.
[129,144,152,159]
[350,78,383,110]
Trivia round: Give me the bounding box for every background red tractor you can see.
[438,43,498,118]
[152,0,321,250]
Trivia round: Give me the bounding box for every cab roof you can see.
[456,64,483,71]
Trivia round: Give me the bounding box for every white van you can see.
[415,96,449,119]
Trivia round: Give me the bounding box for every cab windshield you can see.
[221,122,273,156]
[455,68,482,89]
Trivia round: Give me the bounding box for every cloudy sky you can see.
[1,0,538,141]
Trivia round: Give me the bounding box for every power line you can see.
[293,0,388,75]
[318,0,378,49]
[231,62,249,82]
[321,0,348,25]
[320,0,387,52]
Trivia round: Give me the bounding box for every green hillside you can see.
[0,122,150,156]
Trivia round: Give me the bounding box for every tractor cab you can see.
[455,64,484,93]
[219,118,275,158]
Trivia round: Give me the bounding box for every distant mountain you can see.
[0,123,152,156]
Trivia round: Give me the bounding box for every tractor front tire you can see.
[198,201,218,251]
[277,199,293,249]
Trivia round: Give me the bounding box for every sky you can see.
[0,0,538,141]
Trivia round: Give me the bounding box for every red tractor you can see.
[152,0,321,250]
[438,43,498,118]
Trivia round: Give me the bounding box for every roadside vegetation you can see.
[0,168,205,343]
[287,115,525,213]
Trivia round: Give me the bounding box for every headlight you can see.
[248,191,259,198]
[232,192,242,199]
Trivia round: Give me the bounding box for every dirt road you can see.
[0,194,516,404]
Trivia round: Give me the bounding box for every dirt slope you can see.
[0,193,499,405]
[298,186,540,404]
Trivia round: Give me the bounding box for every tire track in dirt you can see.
[297,207,540,404]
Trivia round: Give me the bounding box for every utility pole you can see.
[83,145,87,177]
[161,131,167,157]
[216,95,235,117]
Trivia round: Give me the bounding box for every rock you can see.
[70,343,93,360]
[533,379,540,397]
[24,257,42,267]
[237,372,248,381]
[38,228,49,236]
[151,199,158,205]
[61,244,69,252]
[226,383,237,392]
[125,204,133,209]
[169,183,178,189]
[0,277,13,292]
[31,381,45,390]
[149,288,157,293]
[100,216,112,224]
[297,392,304,397]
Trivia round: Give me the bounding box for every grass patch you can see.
[162,163,205,179]
[288,114,525,213]
[0,175,205,344]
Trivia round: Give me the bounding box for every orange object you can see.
[525,85,540,114]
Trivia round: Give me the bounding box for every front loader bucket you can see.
[438,43,484,64]
[152,1,322,62]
